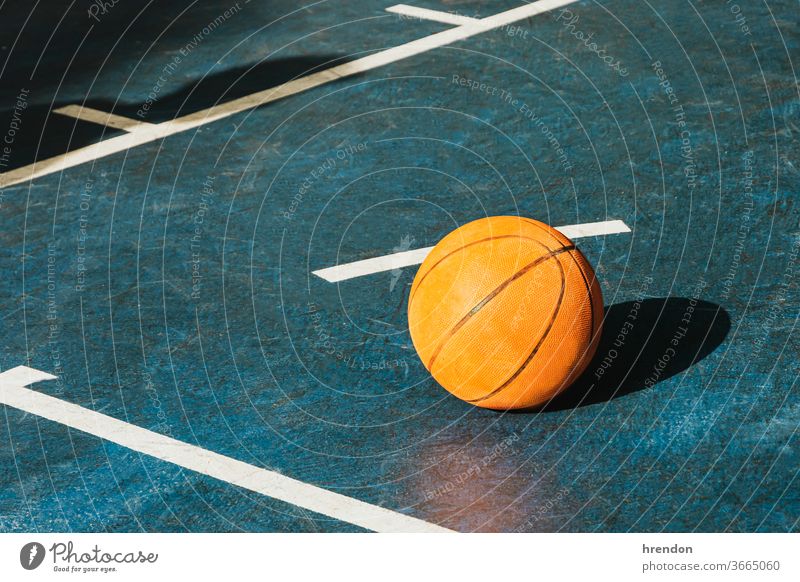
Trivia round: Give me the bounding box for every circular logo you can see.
[20,542,46,570]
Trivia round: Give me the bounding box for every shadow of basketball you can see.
[541,296,731,411]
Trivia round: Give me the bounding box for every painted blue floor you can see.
[0,0,798,532]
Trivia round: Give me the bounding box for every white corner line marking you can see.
[0,365,453,533]
[386,4,480,26]
[53,105,156,132]
[0,0,579,189]
[313,219,631,283]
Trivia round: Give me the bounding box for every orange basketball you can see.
[408,216,603,410]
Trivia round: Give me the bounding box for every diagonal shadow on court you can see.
[82,54,354,124]
[0,55,352,172]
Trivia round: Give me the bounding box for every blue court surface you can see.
[0,0,798,533]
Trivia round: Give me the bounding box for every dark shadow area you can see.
[0,0,352,172]
[0,55,348,172]
[1,0,211,101]
[83,55,351,124]
[0,104,125,173]
[542,297,731,411]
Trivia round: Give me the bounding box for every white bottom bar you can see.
[0,533,795,580]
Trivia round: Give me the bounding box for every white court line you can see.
[0,0,579,189]
[0,366,452,533]
[386,4,480,26]
[557,219,630,239]
[53,105,155,132]
[313,219,630,283]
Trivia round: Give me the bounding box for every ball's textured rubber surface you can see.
[408,216,604,410]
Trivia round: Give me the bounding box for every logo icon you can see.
[20,542,45,570]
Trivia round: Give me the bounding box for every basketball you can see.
[408,216,604,410]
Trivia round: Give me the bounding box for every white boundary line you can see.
[53,105,155,132]
[386,4,480,26]
[0,0,579,189]
[0,366,453,533]
[557,219,630,239]
[313,219,630,283]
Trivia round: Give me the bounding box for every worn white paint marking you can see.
[53,105,155,132]
[386,4,480,26]
[0,125,172,189]
[316,247,436,283]
[313,220,630,283]
[0,0,579,189]
[556,219,630,239]
[0,365,452,533]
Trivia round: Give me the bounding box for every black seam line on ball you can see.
[426,245,575,373]
[410,217,563,306]
[558,251,597,390]
[467,252,567,404]
[570,249,596,341]
[409,234,550,308]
